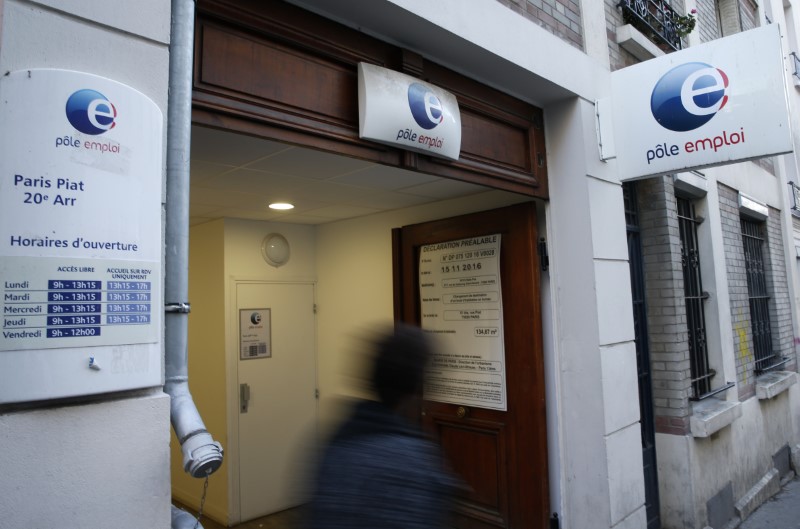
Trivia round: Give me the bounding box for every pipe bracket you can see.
[165,302,191,313]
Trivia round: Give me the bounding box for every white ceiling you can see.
[189,126,494,226]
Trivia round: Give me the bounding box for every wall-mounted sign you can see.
[240,309,271,360]
[0,69,163,402]
[608,24,792,180]
[419,234,506,411]
[358,62,462,160]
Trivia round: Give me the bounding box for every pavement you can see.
[185,478,800,529]
[738,476,800,529]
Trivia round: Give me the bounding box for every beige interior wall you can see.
[223,219,317,523]
[223,218,317,281]
[314,190,529,427]
[172,219,229,522]
[178,191,528,523]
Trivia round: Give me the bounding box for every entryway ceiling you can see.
[189,126,492,226]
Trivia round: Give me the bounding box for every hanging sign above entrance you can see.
[605,24,792,181]
[358,62,462,160]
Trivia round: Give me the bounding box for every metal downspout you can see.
[165,0,223,525]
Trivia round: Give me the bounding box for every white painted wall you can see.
[0,1,172,528]
[544,97,645,529]
[0,394,171,527]
[708,163,782,210]
[772,0,800,364]
[657,386,800,528]
[0,0,169,106]
[385,0,609,102]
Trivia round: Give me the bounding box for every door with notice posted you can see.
[236,281,317,522]
[393,202,549,529]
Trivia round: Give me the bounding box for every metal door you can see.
[236,281,317,521]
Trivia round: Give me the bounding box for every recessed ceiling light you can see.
[269,202,294,210]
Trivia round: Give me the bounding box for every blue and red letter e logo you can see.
[65,89,117,135]
[650,62,728,132]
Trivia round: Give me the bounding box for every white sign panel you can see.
[420,235,506,411]
[0,69,163,402]
[610,25,792,180]
[240,309,271,360]
[358,62,462,160]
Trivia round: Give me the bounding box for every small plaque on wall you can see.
[240,308,271,360]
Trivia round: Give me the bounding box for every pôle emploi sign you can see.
[0,70,162,402]
[610,24,792,180]
[358,62,462,160]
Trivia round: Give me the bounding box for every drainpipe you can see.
[172,505,206,529]
[165,0,223,505]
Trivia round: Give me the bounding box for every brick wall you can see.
[720,184,795,398]
[633,179,797,433]
[605,0,638,71]
[638,177,692,435]
[765,208,796,368]
[719,183,756,398]
[495,0,584,50]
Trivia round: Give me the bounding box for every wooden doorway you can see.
[393,202,549,528]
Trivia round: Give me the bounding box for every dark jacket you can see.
[306,400,458,528]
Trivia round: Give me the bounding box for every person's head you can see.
[370,324,433,410]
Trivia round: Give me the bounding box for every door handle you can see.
[240,383,250,413]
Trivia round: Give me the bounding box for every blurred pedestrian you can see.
[305,324,458,528]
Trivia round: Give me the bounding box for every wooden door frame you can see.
[192,0,548,198]
[392,202,550,528]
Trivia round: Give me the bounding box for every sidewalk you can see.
[738,476,800,529]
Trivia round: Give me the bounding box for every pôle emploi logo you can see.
[408,82,443,129]
[56,89,120,154]
[395,82,446,151]
[645,62,744,165]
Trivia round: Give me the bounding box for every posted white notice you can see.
[419,234,506,410]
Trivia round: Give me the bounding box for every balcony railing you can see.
[617,0,683,52]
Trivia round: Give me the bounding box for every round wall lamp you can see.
[261,233,290,268]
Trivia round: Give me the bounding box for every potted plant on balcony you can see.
[673,8,697,38]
